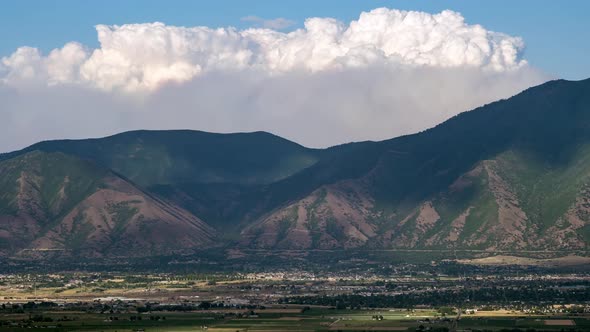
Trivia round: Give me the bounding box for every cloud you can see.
[241,16,296,30]
[0,8,549,152]
[2,8,529,92]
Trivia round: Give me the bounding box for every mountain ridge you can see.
[1,78,590,258]
[0,151,216,257]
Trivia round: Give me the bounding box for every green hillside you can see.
[243,79,590,252]
[0,151,108,219]
[2,78,590,257]
[0,151,215,256]
[4,130,322,187]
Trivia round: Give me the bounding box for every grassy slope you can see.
[3,79,590,254]
[0,151,217,256]
[0,130,326,231]
[0,151,108,219]
[0,151,109,252]
[4,130,323,187]
[243,79,590,250]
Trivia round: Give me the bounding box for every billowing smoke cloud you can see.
[0,8,548,152]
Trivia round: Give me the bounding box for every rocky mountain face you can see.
[0,151,215,257]
[1,78,590,257]
[241,78,590,251]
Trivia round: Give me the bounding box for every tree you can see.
[199,301,212,310]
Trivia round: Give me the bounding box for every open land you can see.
[1,257,590,332]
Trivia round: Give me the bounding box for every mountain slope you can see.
[1,130,326,230]
[3,130,322,187]
[2,78,590,257]
[242,78,590,251]
[0,151,215,257]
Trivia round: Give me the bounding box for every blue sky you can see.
[1,0,589,79]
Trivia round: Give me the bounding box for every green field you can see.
[1,308,588,332]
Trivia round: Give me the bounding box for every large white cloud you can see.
[2,8,528,92]
[0,8,548,152]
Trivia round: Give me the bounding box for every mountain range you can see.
[1,78,590,259]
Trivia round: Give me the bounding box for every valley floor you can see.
[1,307,589,331]
[1,267,590,331]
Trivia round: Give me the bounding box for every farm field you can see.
[1,308,589,332]
[1,270,589,331]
